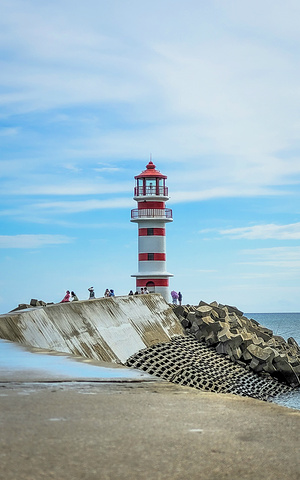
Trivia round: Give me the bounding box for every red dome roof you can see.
[135,161,167,179]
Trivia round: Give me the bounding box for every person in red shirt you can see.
[60,290,70,303]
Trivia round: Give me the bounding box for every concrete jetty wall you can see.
[0,294,296,401]
[0,294,183,363]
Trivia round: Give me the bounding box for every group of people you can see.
[60,290,78,303]
[104,289,115,297]
[60,287,183,304]
[60,287,95,303]
[60,286,116,303]
[129,287,183,304]
[171,290,183,305]
[128,287,150,295]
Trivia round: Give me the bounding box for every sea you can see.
[246,312,300,410]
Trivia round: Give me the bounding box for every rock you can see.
[195,305,213,317]
[173,305,186,318]
[249,357,263,372]
[29,299,47,307]
[252,336,264,346]
[225,304,244,317]
[190,322,200,334]
[228,313,243,329]
[187,312,196,322]
[216,343,227,355]
[209,301,219,307]
[247,344,275,363]
[242,349,253,362]
[30,299,39,306]
[211,305,227,319]
[205,331,219,346]
[273,355,300,386]
[217,327,232,343]
[287,337,300,353]
[9,304,31,312]
[180,318,190,329]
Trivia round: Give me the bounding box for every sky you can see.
[1,0,300,314]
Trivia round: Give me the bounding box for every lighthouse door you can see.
[146,281,155,293]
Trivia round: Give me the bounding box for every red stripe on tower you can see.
[139,228,166,236]
[137,201,165,210]
[136,278,169,287]
[139,253,166,261]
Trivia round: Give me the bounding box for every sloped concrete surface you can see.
[0,294,183,363]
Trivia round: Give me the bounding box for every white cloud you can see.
[0,127,18,136]
[171,185,281,204]
[94,167,122,173]
[241,246,300,269]
[0,178,132,196]
[33,197,133,214]
[0,234,72,248]
[1,0,300,199]
[220,223,300,240]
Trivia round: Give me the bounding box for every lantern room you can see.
[134,160,168,199]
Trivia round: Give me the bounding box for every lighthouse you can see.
[131,160,173,301]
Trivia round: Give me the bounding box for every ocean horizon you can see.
[245,312,300,410]
[245,312,300,344]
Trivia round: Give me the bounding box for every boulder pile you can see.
[173,301,300,387]
[9,299,51,312]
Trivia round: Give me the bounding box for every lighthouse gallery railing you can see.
[131,208,173,219]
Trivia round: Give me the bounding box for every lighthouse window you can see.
[137,178,144,195]
[147,228,154,236]
[145,178,155,195]
[148,253,154,261]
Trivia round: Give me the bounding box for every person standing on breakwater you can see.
[104,289,110,297]
[178,292,182,306]
[171,290,178,305]
[88,287,95,299]
[109,289,115,297]
[71,291,79,301]
[60,290,70,303]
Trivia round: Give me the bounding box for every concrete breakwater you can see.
[0,294,296,401]
[0,294,182,363]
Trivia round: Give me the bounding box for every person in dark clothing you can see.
[178,291,183,306]
[88,287,95,299]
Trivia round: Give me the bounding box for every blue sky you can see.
[1,0,300,313]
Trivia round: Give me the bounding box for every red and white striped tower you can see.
[131,160,173,301]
